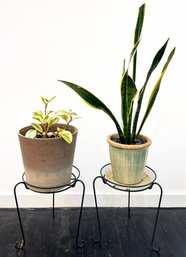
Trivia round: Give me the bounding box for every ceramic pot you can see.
[107,134,151,185]
[18,124,78,191]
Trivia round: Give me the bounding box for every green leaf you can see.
[121,71,137,142]
[61,113,69,123]
[59,80,125,142]
[133,3,145,81]
[41,96,56,105]
[25,129,37,138]
[57,128,73,144]
[134,4,145,45]
[146,39,169,81]
[128,40,140,66]
[41,96,48,105]
[55,110,69,122]
[44,114,50,122]
[68,110,77,116]
[47,110,53,115]
[32,111,44,123]
[132,39,170,141]
[48,96,56,103]
[48,117,59,127]
[137,47,176,137]
[31,123,43,133]
[121,72,137,122]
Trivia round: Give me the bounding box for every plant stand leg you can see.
[92,176,103,245]
[14,182,27,250]
[150,182,163,253]
[74,179,85,248]
[52,192,55,218]
[127,189,131,219]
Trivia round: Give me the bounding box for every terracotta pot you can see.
[18,124,78,191]
[107,134,151,185]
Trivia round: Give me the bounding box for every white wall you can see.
[0,0,185,208]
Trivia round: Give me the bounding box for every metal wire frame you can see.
[14,165,85,251]
[92,163,163,253]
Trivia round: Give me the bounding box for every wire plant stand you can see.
[93,163,163,253]
[14,165,85,250]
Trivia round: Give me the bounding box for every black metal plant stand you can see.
[14,165,85,250]
[93,163,163,253]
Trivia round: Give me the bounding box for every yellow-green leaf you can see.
[25,129,37,138]
[57,128,72,144]
[31,123,43,133]
[48,117,59,126]
[32,111,44,122]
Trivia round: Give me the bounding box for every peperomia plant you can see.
[58,3,175,145]
[25,96,78,144]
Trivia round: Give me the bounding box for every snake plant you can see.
[59,3,175,144]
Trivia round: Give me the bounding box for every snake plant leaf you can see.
[133,3,145,81]
[59,80,124,142]
[137,47,176,137]
[146,39,169,82]
[31,123,43,133]
[121,72,137,143]
[57,127,72,144]
[128,40,140,67]
[134,3,145,45]
[121,38,140,114]
[132,39,170,141]
[121,72,137,125]
[59,80,110,111]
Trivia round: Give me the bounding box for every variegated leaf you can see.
[48,117,59,126]
[57,128,72,144]
[31,123,43,133]
[25,129,37,138]
[32,111,44,122]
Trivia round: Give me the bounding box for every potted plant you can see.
[18,96,79,191]
[58,3,175,185]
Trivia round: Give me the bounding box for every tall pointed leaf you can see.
[133,3,145,81]
[137,47,176,137]
[59,80,124,142]
[120,36,140,143]
[134,4,146,44]
[132,39,170,141]
[121,71,137,142]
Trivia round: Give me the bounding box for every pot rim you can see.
[18,123,78,141]
[107,134,152,150]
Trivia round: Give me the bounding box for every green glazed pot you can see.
[107,134,151,185]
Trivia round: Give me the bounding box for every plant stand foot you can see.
[15,239,25,250]
[152,244,160,253]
